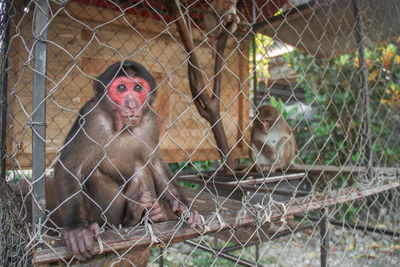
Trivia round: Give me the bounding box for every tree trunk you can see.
[164,1,234,173]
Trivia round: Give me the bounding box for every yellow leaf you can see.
[386,47,395,58]
[367,69,379,81]
[392,244,400,250]
[365,58,372,69]
[311,251,317,258]
[377,224,386,229]
[368,253,376,259]
[348,243,354,250]
[354,57,360,68]
[395,55,400,64]
[370,243,380,249]
[354,254,364,259]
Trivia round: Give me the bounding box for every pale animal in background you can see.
[250,105,296,173]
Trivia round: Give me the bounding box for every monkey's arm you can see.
[122,164,178,226]
[252,139,275,157]
[150,155,187,205]
[276,135,296,169]
[54,121,105,261]
[150,155,201,227]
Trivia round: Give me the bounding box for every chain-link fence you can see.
[1,0,399,266]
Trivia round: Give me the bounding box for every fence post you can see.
[32,0,49,235]
[0,0,10,181]
[352,0,373,172]
[252,0,258,106]
[320,208,329,267]
[158,247,164,267]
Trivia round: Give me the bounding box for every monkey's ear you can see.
[93,80,106,99]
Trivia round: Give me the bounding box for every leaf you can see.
[310,251,317,258]
[354,254,364,259]
[377,224,386,229]
[370,243,380,250]
[270,96,279,108]
[392,244,400,250]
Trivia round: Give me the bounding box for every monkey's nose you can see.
[125,96,137,110]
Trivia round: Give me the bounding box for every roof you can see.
[255,0,400,58]
[71,0,290,32]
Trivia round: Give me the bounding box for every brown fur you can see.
[250,106,296,173]
[53,61,200,262]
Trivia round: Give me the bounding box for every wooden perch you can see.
[162,0,234,173]
[32,178,400,265]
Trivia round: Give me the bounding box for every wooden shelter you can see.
[256,0,400,57]
[7,0,287,168]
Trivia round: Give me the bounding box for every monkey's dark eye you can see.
[117,85,126,92]
[134,84,143,92]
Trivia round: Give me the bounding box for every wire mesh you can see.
[1,0,399,266]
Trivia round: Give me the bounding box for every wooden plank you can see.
[178,172,307,185]
[32,179,400,265]
[237,41,251,154]
[288,164,399,175]
[288,164,366,174]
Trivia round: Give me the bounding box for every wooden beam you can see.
[32,178,400,265]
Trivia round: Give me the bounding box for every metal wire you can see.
[1,0,399,266]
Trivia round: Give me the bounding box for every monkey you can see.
[250,105,296,173]
[203,0,240,47]
[52,61,201,261]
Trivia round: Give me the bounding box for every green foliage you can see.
[269,96,299,121]
[249,34,274,94]
[178,181,200,190]
[283,40,400,167]
[282,41,400,223]
[169,160,220,190]
[168,160,220,173]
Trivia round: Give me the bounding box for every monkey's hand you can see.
[123,191,155,226]
[64,222,100,262]
[148,201,171,223]
[170,200,201,228]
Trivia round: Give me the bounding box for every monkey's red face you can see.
[108,76,151,126]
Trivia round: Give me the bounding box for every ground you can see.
[148,224,400,266]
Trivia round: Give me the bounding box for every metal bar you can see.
[329,220,400,237]
[255,244,259,266]
[32,0,49,234]
[319,209,329,267]
[158,247,163,267]
[221,242,257,253]
[252,0,257,106]
[0,0,11,181]
[185,240,264,267]
[352,0,372,172]
[225,173,306,185]
[178,172,307,184]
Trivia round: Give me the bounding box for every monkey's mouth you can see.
[121,115,141,125]
[121,115,141,119]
